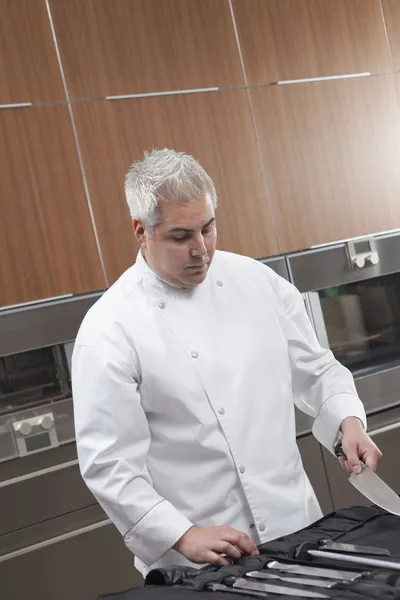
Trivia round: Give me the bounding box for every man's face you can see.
[133,196,217,288]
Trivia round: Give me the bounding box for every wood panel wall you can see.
[1,0,400,306]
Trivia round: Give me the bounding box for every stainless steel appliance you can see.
[0,342,73,462]
[261,256,334,514]
[259,255,290,281]
[286,231,400,509]
[0,292,142,600]
[287,231,400,415]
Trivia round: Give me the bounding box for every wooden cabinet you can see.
[0,0,65,104]
[0,105,106,307]
[382,0,400,70]
[322,407,400,510]
[73,90,277,284]
[297,434,334,516]
[232,0,390,85]
[251,74,400,253]
[49,0,244,100]
[1,2,399,306]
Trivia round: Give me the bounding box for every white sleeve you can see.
[272,276,367,453]
[71,343,193,567]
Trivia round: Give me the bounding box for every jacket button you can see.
[216,280,223,286]
[250,524,255,529]
[259,524,265,532]
[191,351,198,358]
[239,465,245,474]
[158,301,165,309]
[218,408,225,415]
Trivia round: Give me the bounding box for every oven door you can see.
[287,232,400,416]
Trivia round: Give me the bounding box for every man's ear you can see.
[133,219,147,247]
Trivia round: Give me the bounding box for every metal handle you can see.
[0,459,79,489]
[0,519,111,563]
[368,420,400,438]
[0,102,32,110]
[334,442,346,458]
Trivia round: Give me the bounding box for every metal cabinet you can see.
[0,453,94,538]
[0,514,142,600]
[322,406,400,510]
[0,443,142,600]
[297,433,334,516]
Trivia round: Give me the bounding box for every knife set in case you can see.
[143,552,400,600]
[142,505,400,600]
[99,505,400,600]
[151,553,400,600]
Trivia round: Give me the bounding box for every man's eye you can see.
[202,226,212,235]
[172,234,189,242]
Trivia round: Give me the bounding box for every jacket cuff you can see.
[312,393,367,454]
[123,500,193,567]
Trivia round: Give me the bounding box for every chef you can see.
[72,148,382,578]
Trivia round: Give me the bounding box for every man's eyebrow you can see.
[168,217,215,234]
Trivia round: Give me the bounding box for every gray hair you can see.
[124,148,218,229]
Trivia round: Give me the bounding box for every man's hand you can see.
[173,525,259,566]
[339,416,383,475]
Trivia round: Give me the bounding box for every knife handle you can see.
[223,576,237,587]
[334,442,368,469]
[334,442,346,458]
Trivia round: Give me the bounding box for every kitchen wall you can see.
[1,0,400,307]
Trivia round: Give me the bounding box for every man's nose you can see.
[190,236,207,257]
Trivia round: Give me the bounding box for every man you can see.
[72,148,382,578]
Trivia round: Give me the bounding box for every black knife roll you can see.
[98,505,400,600]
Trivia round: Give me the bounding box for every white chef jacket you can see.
[72,249,366,577]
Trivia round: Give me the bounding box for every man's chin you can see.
[182,265,209,286]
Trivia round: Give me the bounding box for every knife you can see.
[230,577,329,598]
[292,540,390,563]
[208,583,267,597]
[265,560,362,581]
[334,442,400,516]
[246,571,344,589]
[317,539,390,556]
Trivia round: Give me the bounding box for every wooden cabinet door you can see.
[382,0,400,70]
[49,0,243,100]
[322,406,400,510]
[0,106,105,307]
[297,434,334,515]
[251,74,400,253]
[0,0,65,104]
[74,90,277,284]
[232,0,391,85]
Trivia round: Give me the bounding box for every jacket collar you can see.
[134,250,195,299]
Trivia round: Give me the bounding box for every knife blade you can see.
[246,571,342,589]
[334,442,400,516]
[318,539,390,556]
[232,577,328,598]
[266,560,362,581]
[208,583,267,597]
